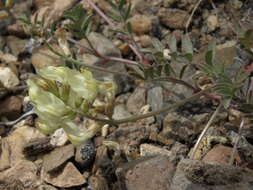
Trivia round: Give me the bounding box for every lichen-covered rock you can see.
[171,159,253,190]
[116,156,175,190]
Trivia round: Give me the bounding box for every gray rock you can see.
[112,104,132,120]
[147,86,163,111]
[228,131,253,163]
[116,156,175,190]
[126,86,146,114]
[171,159,253,190]
[147,86,164,125]
[161,112,206,143]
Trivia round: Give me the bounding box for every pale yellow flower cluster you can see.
[27,66,116,145]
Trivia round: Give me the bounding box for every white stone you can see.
[207,15,219,32]
[0,67,19,89]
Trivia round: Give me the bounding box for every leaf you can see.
[181,34,193,55]
[164,64,171,76]
[152,38,164,52]
[184,53,193,62]
[110,29,128,35]
[123,3,132,20]
[119,0,126,11]
[179,65,188,79]
[154,51,164,58]
[63,5,92,38]
[145,67,154,79]
[205,50,214,65]
[205,39,216,65]
[155,65,163,76]
[126,21,132,33]
[167,34,177,53]
[223,98,231,109]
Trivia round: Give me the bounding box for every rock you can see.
[6,36,26,56]
[0,126,45,171]
[112,104,132,120]
[0,160,40,190]
[194,40,237,66]
[50,128,68,147]
[42,144,74,172]
[42,162,86,188]
[129,14,152,35]
[171,159,253,190]
[75,141,96,168]
[202,145,241,164]
[32,0,78,27]
[216,41,237,66]
[116,156,175,190]
[139,35,152,47]
[230,0,243,9]
[37,184,58,190]
[0,138,11,171]
[161,112,208,143]
[0,53,17,63]
[23,137,54,157]
[11,0,33,19]
[31,44,64,69]
[163,0,177,7]
[108,121,157,161]
[0,67,19,89]
[0,36,5,50]
[228,131,253,163]
[147,86,163,111]
[158,8,189,29]
[89,175,110,190]
[169,142,189,164]
[207,15,219,32]
[140,143,172,157]
[126,86,146,114]
[6,23,27,37]
[34,0,55,9]
[0,18,13,35]
[133,0,162,15]
[0,95,23,120]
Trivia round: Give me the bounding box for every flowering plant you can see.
[27,66,116,145]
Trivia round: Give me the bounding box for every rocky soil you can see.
[0,0,253,189]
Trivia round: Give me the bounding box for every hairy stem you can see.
[151,77,196,91]
[190,103,222,159]
[82,86,213,125]
[83,0,116,27]
[229,118,244,165]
